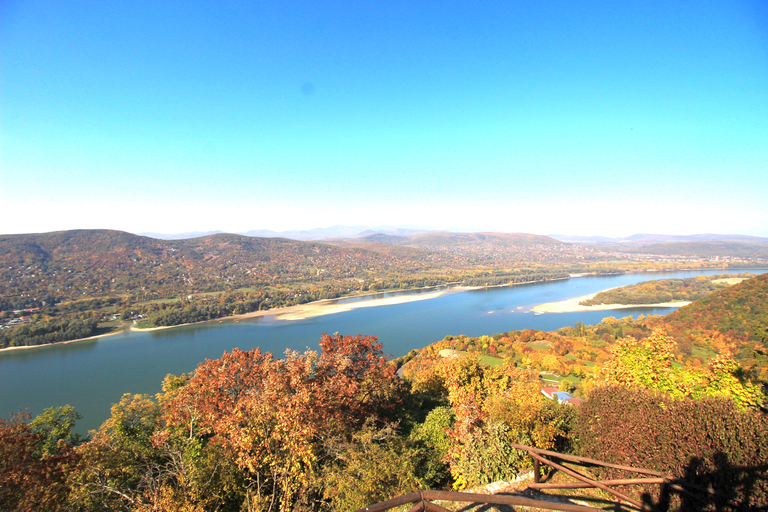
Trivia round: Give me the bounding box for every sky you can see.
[1,1,767,238]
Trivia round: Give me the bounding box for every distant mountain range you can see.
[140,226,435,241]
[329,231,561,250]
[550,233,768,245]
[138,227,768,246]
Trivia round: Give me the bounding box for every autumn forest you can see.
[1,230,768,511]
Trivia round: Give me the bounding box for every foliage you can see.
[599,327,764,409]
[579,275,733,306]
[409,406,454,489]
[404,354,574,489]
[0,318,98,349]
[68,393,164,510]
[450,422,522,489]
[0,413,79,511]
[575,386,768,509]
[159,333,400,511]
[320,420,423,511]
[29,404,82,457]
[654,272,768,384]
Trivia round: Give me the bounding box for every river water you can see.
[0,269,763,433]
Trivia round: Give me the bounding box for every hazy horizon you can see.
[5,224,768,244]
[2,1,767,237]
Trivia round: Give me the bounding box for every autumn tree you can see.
[415,355,573,489]
[321,419,424,511]
[160,333,400,512]
[600,327,764,409]
[0,413,79,511]
[69,393,164,510]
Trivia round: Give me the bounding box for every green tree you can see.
[30,404,82,457]
[321,420,423,511]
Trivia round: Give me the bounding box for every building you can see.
[541,387,583,406]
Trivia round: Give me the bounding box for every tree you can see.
[160,333,401,511]
[321,420,423,511]
[599,327,764,409]
[30,404,82,457]
[431,355,572,489]
[69,394,163,510]
[0,413,78,511]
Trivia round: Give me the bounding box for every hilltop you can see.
[653,272,768,382]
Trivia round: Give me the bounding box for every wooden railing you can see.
[355,444,719,512]
[513,444,717,512]
[353,489,600,512]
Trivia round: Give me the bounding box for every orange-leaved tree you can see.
[160,333,399,512]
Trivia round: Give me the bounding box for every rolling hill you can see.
[0,230,451,311]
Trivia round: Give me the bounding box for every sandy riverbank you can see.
[270,289,451,321]
[129,289,454,329]
[532,291,691,314]
[1,289,455,352]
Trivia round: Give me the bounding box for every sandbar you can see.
[1,289,454,352]
[532,291,691,314]
[271,289,450,321]
[130,289,454,328]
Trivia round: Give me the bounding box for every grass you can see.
[480,355,505,367]
[135,297,184,306]
[691,345,718,361]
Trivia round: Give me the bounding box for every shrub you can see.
[575,386,768,509]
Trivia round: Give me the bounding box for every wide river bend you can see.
[1,269,763,433]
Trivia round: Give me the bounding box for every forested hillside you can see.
[615,241,768,258]
[653,272,768,382]
[2,229,765,349]
[0,230,454,309]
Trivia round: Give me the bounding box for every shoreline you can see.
[269,289,451,321]
[0,326,127,352]
[532,290,691,314]
[2,269,746,352]
[0,287,458,352]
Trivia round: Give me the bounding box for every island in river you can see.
[532,293,691,313]
[533,273,754,313]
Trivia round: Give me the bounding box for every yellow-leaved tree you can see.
[599,327,764,409]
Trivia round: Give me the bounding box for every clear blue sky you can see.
[2,0,767,237]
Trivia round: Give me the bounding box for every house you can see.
[541,387,583,406]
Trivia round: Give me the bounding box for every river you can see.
[0,269,763,433]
